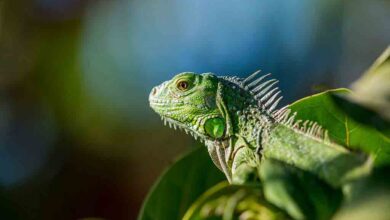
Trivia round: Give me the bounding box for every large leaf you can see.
[138,146,225,220]
[330,94,390,137]
[288,89,390,166]
[330,47,390,136]
[259,159,342,220]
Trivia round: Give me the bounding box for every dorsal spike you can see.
[315,126,323,137]
[254,80,279,99]
[293,119,302,128]
[273,106,288,120]
[324,131,330,142]
[308,123,315,134]
[280,109,291,122]
[245,73,271,89]
[267,96,283,113]
[242,70,262,85]
[301,120,308,132]
[273,106,287,116]
[260,88,279,103]
[251,79,277,93]
[264,91,281,107]
[285,112,297,125]
[313,124,321,136]
[219,71,283,116]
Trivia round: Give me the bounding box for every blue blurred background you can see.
[0,0,389,219]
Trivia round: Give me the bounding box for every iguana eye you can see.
[177,80,189,91]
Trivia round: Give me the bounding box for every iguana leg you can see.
[231,136,260,184]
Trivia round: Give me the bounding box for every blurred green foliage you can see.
[138,146,225,220]
[183,182,288,220]
[259,159,342,220]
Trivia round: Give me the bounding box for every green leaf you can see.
[183,182,289,220]
[330,47,390,136]
[259,159,342,220]
[288,89,390,166]
[138,147,225,220]
[334,165,390,220]
[330,94,390,137]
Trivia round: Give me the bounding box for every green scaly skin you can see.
[149,72,371,187]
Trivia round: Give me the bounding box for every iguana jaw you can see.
[150,96,222,142]
[159,115,210,142]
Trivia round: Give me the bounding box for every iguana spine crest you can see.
[221,70,327,140]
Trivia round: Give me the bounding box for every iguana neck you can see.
[220,78,274,148]
[232,104,273,148]
[206,95,274,182]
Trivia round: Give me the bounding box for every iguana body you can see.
[149,71,370,187]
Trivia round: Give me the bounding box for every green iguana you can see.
[149,71,371,188]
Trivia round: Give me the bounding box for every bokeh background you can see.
[0,0,389,219]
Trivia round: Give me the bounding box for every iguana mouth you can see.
[159,116,210,142]
[149,98,185,106]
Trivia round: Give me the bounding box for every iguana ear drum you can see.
[204,117,225,139]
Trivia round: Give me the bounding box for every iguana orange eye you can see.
[177,80,189,91]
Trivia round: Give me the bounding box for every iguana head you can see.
[149,72,228,141]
